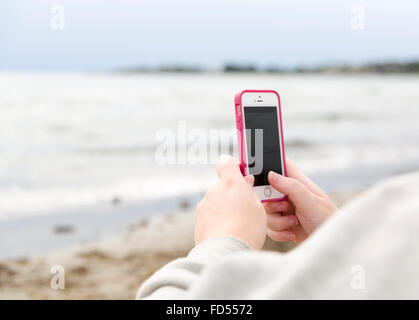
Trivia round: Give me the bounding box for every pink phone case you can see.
[234,90,287,202]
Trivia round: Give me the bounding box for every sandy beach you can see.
[0,192,353,300]
[0,212,195,299]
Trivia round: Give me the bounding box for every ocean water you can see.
[1,72,419,221]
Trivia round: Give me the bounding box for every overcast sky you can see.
[1,0,418,71]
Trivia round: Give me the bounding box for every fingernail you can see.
[244,175,254,186]
[218,155,233,164]
[288,217,298,227]
[286,232,295,241]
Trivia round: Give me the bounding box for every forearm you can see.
[136,236,251,299]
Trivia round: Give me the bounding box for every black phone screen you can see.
[243,106,283,186]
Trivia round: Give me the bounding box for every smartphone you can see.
[234,90,287,202]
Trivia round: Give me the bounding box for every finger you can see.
[263,201,290,214]
[268,171,315,208]
[244,175,254,187]
[267,214,298,231]
[216,155,242,181]
[267,229,296,242]
[285,157,327,198]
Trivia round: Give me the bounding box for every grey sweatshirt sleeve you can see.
[136,236,251,299]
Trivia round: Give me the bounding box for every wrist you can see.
[190,236,252,265]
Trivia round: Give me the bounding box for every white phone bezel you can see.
[241,92,285,201]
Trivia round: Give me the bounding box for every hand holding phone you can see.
[264,158,338,243]
[195,155,267,250]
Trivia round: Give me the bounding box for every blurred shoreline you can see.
[3,153,419,261]
[115,59,419,74]
[0,186,355,261]
[0,192,204,260]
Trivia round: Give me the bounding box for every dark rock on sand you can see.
[53,224,75,235]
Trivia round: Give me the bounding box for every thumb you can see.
[216,155,243,181]
[268,171,314,207]
[244,175,255,187]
